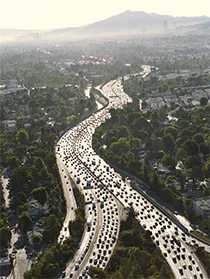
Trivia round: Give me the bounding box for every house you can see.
[24,123,32,129]
[153,163,171,176]
[146,97,166,110]
[175,161,185,171]
[2,120,17,131]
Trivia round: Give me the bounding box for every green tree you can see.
[19,212,32,233]
[43,215,61,244]
[88,267,107,279]
[0,226,11,249]
[32,187,47,205]
[16,128,29,145]
[200,97,208,106]
[183,140,199,156]
[161,153,174,167]
[193,133,204,144]
[203,159,210,178]
[163,134,175,153]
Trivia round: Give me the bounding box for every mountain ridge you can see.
[1,10,210,42]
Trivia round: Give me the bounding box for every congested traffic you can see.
[56,75,210,279]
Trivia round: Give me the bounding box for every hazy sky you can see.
[0,0,210,30]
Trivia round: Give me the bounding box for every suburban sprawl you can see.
[1,10,210,279]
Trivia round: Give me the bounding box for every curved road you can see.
[56,71,210,279]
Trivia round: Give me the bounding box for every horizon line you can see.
[0,10,209,32]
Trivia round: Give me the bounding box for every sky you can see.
[0,0,210,30]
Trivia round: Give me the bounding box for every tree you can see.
[203,159,210,178]
[165,176,176,186]
[129,249,151,270]
[163,134,175,153]
[151,171,163,192]
[19,212,32,233]
[129,137,141,151]
[143,163,150,183]
[199,143,209,156]
[32,187,47,205]
[161,153,174,167]
[193,133,204,144]
[0,226,11,249]
[200,97,208,106]
[34,157,44,169]
[88,267,107,279]
[43,215,61,244]
[117,126,130,138]
[175,147,187,162]
[32,233,42,245]
[110,138,130,154]
[42,262,59,278]
[164,126,177,138]
[183,140,199,156]
[160,264,174,279]
[131,116,150,132]
[7,155,20,170]
[16,128,29,145]
[185,155,201,170]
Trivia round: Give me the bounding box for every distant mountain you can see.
[42,11,209,41]
[188,20,210,34]
[83,10,209,34]
[0,11,209,43]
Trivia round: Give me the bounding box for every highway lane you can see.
[56,158,77,244]
[73,189,103,279]
[65,188,104,279]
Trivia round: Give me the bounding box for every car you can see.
[172,257,177,264]
[87,225,91,232]
[75,264,79,271]
[179,269,183,276]
[181,254,185,260]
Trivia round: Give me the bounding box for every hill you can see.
[41,11,209,41]
[0,11,209,42]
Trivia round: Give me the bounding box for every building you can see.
[7,79,18,91]
[0,79,25,95]
[2,120,17,131]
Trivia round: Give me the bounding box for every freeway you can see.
[56,70,210,279]
[56,79,129,278]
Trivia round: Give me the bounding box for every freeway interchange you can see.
[56,75,210,279]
